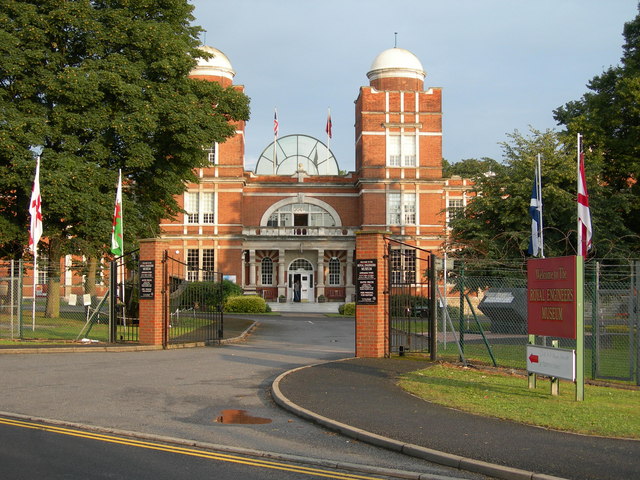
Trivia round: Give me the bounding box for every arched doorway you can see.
[288,258,314,302]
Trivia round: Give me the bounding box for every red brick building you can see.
[159,46,471,303]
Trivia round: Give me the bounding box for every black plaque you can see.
[356,259,378,305]
[139,260,155,299]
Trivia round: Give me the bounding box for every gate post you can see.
[138,238,169,346]
[355,231,389,358]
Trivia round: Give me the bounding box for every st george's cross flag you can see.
[28,157,43,256]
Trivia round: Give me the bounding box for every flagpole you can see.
[30,156,42,331]
[326,107,331,153]
[577,133,582,256]
[32,248,37,331]
[537,154,544,258]
[273,108,278,175]
[120,170,126,327]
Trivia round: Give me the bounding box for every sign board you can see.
[356,259,377,305]
[139,260,155,299]
[527,256,577,339]
[526,345,576,381]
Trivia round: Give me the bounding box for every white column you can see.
[345,249,355,303]
[249,250,256,287]
[316,249,325,300]
[278,249,286,298]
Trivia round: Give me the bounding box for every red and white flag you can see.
[325,109,332,139]
[273,109,279,138]
[577,134,592,257]
[28,157,42,255]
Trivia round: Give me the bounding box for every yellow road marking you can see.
[0,416,384,480]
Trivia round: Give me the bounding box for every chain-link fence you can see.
[437,259,640,385]
[0,259,110,343]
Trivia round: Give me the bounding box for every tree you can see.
[554,5,640,252]
[0,1,250,316]
[447,128,634,260]
[443,157,501,179]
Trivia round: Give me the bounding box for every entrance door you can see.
[289,273,314,302]
[288,258,314,302]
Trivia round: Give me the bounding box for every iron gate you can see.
[110,250,140,343]
[163,252,223,346]
[386,238,436,356]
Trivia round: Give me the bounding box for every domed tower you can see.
[366,47,426,91]
[188,46,245,175]
[355,46,443,237]
[190,45,236,87]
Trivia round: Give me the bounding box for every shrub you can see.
[339,302,355,316]
[176,280,243,310]
[224,295,268,313]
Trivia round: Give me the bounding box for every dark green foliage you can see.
[449,129,585,259]
[443,157,501,179]
[553,6,640,257]
[0,1,250,260]
[178,280,241,310]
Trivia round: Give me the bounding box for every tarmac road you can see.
[0,314,487,480]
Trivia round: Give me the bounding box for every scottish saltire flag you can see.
[528,174,542,256]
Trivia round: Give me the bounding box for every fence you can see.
[165,253,224,345]
[0,259,110,343]
[438,259,640,385]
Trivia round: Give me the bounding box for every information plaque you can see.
[356,259,377,305]
[139,260,155,299]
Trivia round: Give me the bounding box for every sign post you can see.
[527,255,584,401]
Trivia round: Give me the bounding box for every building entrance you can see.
[288,259,314,302]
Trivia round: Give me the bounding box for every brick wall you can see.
[138,238,169,346]
[355,231,389,357]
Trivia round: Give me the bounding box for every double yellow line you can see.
[0,416,383,479]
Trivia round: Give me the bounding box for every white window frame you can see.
[185,191,215,224]
[261,257,274,286]
[201,192,215,224]
[387,192,416,226]
[447,198,465,226]
[390,249,416,285]
[387,133,417,167]
[204,143,217,165]
[328,258,341,286]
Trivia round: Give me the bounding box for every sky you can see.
[190,0,638,172]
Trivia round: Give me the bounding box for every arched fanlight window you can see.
[255,134,339,175]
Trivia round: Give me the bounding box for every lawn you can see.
[399,363,640,439]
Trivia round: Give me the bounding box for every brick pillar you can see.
[355,231,389,358]
[138,238,169,346]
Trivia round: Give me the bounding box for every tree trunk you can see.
[44,237,62,318]
[85,256,98,296]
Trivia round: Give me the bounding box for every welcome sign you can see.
[527,256,578,339]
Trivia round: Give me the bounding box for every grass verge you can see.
[399,363,639,439]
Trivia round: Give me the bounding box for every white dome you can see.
[367,47,425,82]
[191,46,235,80]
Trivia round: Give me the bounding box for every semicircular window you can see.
[266,203,337,227]
[255,134,339,176]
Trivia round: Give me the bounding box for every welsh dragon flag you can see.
[110,170,123,256]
